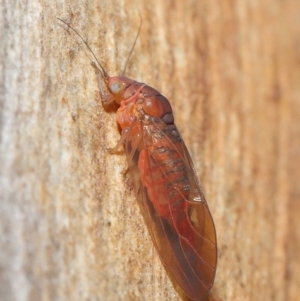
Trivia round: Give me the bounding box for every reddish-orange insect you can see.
[58,18,217,301]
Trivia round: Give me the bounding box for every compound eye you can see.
[110,82,123,94]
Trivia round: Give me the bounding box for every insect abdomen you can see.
[150,145,189,214]
[138,121,191,232]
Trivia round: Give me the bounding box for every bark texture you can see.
[0,0,299,300]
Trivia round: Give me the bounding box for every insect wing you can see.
[124,116,217,301]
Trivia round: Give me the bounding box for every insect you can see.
[58,18,217,301]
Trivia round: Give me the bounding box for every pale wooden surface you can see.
[0,0,299,300]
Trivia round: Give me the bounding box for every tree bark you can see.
[0,0,299,300]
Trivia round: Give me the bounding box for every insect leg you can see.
[107,127,131,154]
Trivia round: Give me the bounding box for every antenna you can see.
[121,15,142,76]
[57,18,109,80]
